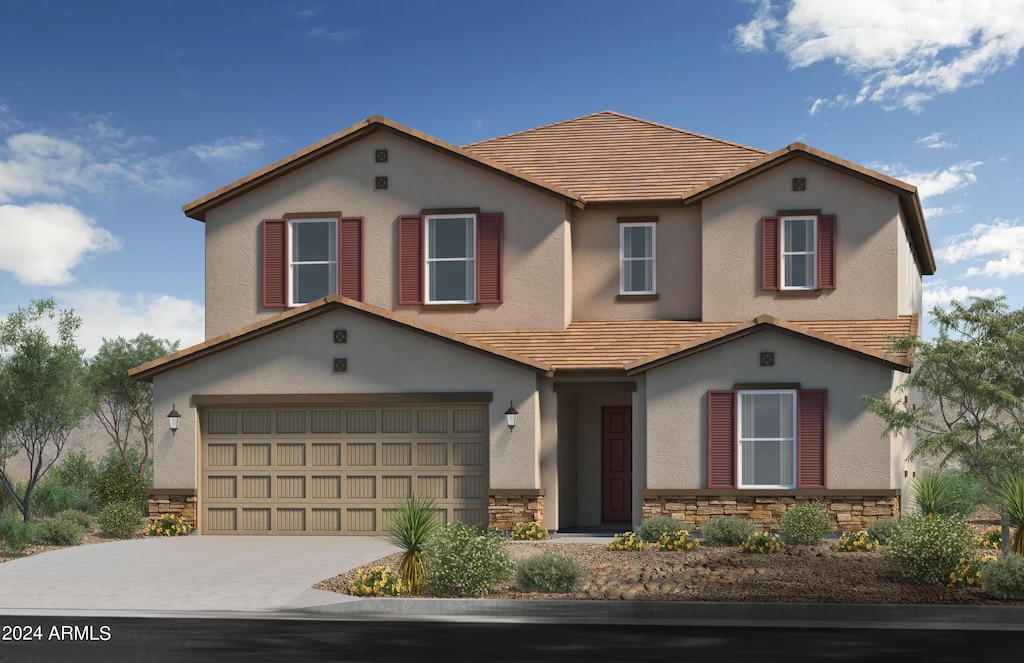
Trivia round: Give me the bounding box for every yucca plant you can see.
[911,471,957,517]
[386,495,440,595]
[991,475,1024,555]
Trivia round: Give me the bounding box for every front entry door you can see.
[601,406,632,524]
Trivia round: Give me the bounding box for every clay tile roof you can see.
[460,316,916,373]
[464,111,767,203]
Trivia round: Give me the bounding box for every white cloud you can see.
[0,203,120,285]
[54,288,204,357]
[936,219,1024,278]
[923,204,963,220]
[916,133,956,149]
[188,136,267,164]
[874,160,982,199]
[922,280,1005,310]
[304,26,360,43]
[735,0,1024,111]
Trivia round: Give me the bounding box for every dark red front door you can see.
[601,406,632,524]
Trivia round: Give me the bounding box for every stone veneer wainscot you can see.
[488,489,545,531]
[147,489,197,529]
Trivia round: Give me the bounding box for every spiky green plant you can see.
[911,471,957,517]
[386,495,440,595]
[991,475,1024,555]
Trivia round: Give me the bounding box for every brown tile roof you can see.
[464,111,767,203]
[460,316,916,372]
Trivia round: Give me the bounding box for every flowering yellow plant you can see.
[740,531,783,554]
[949,555,997,587]
[349,565,406,597]
[146,514,193,537]
[510,521,549,541]
[835,530,879,552]
[977,526,1002,550]
[608,531,645,551]
[656,529,700,551]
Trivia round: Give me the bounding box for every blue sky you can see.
[1,0,1022,352]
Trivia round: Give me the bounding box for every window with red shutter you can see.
[707,390,737,489]
[398,215,424,305]
[339,217,364,301]
[761,215,837,291]
[477,212,503,304]
[262,219,287,308]
[797,389,827,488]
[262,216,365,308]
[761,217,780,291]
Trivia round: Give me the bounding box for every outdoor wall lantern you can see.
[504,401,519,431]
[167,404,181,435]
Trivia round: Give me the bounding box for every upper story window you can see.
[290,219,338,306]
[781,216,816,290]
[425,214,476,304]
[620,222,655,295]
[737,390,796,489]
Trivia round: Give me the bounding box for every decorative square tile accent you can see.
[760,352,775,367]
[375,176,388,190]
[333,358,348,373]
[792,177,806,191]
[334,329,347,343]
[375,149,388,163]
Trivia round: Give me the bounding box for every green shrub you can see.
[911,471,957,517]
[945,469,987,517]
[866,518,901,545]
[510,521,549,541]
[608,531,645,551]
[656,529,700,552]
[835,530,879,552]
[53,449,98,490]
[0,512,37,555]
[91,444,151,513]
[884,513,976,584]
[740,531,783,554]
[701,516,758,547]
[637,515,684,543]
[980,552,1024,599]
[55,509,94,531]
[424,522,513,597]
[31,474,95,517]
[97,501,144,539]
[779,502,833,545]
[514,552,587,593]
[35,514,85,546]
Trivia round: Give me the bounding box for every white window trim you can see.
[288,218,338,307]
[424,213,477,304]
[736,389,797,489]
[619,222,656,295]
[780,215,817,291]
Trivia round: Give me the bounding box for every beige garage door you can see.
[199,403,489,535]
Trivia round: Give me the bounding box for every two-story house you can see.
[130,112,934,535]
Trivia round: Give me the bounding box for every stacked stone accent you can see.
[642,492,900,533]
[147,490,197,529]
[488,490,545,531]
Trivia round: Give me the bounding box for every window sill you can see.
[775,289,822,298]
[420,303,482,311]
[616,294,659,302]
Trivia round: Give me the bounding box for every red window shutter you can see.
[817,215,836,290]
[476,212,503,304]
[797,389,828,489]
[262,219,287,308]
[761,216,780,291]
[398,215,424,305]
[339,217,364,301]
[707,390,737,489]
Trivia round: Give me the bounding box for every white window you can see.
[426,214,476,304]
[738,390,796,488]
[620,223,655,294]
[289,218,337,306]
[781,216,816,289]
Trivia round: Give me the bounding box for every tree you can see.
[0,300,94,522]
[865,296,1024,552]
[88,334,178,478]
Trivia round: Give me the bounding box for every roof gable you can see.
[464,111,767,203]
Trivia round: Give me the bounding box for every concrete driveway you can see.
[0,536,398,615]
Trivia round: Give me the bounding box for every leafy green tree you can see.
[865,297,1024,552]
[0,300,94,522]
[88,334,177,477]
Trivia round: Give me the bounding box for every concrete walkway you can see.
[0,536,398,615]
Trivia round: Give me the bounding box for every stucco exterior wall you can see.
[700,158,901,322]
[203,131,570,338]
[150,308,540,491]
[571,207,701,320]
[645,330,898,491]
[897,212,924,317]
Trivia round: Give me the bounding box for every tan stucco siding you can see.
[700,158,901,322]
[897,213,924,317]
[150,309,540,491]
[645,330,897,491]
[203,132,570,338]
[571,207,701,320]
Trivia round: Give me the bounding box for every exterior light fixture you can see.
[504,401,518,431]
[167,404,181,435]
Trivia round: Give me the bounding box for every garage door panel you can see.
[201,404,489,535]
